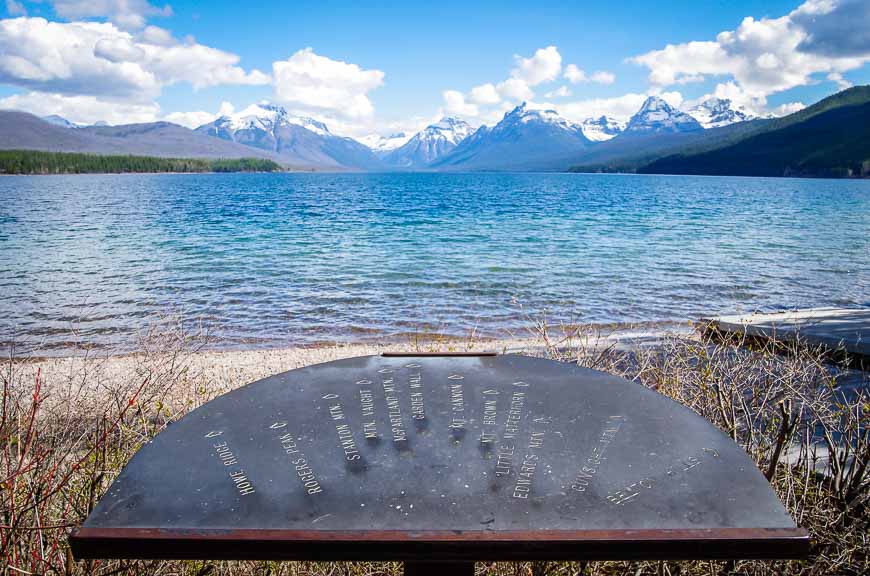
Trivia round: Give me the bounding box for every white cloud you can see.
[705,81,761,112]
[657,90,683,109]
[0,17,269,102]
[564,64,616,85]
[272,48,384,119]
[442,90,478,117]
[142,39,271,89]
[556,93,648,123]
[438,46,588,127]
[544,85,571,98]
[629,0,870,107]
[511,45,561,86]
[0,90,160,124]
[469,82,500,105]
[217,101,234,117]
[50,0,172,30]
[556,91,684,123]
[163,101,234,128]
[140,24,174,46]
[827,71,852,89]
[496,77,533,101]
[770,101,806,116]
[6,0,25,16]
[563,64,586,84]
[589,70,615,85]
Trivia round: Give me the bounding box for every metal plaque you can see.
[71,354,807,561]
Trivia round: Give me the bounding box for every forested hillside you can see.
[0,150,283,175]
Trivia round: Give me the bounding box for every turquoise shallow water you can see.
[1,172,868,353]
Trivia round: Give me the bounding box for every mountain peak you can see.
[210,102,331,136]
[580,116,626,141]
[688,97,755,129]
[427,116,470,128]
[42,114,78,129]
[359,132,411,153]
[432,101,592,170]
[637,96,669,113]
[500,104,579,132]
[625,96,703,135]
[383,117,474,166]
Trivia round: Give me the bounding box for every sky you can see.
[1,0,869,138]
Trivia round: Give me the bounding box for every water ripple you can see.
[0,172,868,354]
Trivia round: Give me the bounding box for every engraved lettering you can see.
[335,423,361,460]
[503,391,526,440]
[606,446,717,506]
[495,444,515,477]
[449,383,466,429]
[382,376,407,443]
[358,385,378,439]
[513,419,549,499]
[209,439,255,496]
[571,415,625,492]
[323,397,362,461]
[275,432,323,495]
[408,369,426,421]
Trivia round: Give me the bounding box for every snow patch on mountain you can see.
[686,97,755,129]
[195,102,382,169]
[42,115,79,129]
[432,103,591,171]
[580,116,625,141]
[214,103,331,136]
[384,117,474,167]
[423,117,474,145]
[502,103,580,132]
[624,97,703,135]
[359,132,411,153]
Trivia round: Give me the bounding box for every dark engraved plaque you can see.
[71,354,807,561]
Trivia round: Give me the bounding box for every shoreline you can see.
[5,319,695,362]
[8,322,697,407]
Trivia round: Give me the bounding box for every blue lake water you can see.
[1,172,868,353]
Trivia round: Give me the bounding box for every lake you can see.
[1,172,868,354]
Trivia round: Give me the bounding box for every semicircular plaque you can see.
[71,354,807,561]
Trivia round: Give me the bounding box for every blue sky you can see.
[1,0,868,137]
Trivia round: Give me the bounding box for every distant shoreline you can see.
[0,149,286,175]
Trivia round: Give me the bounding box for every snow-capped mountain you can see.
[580,116,625,141]
[686,97,755,129]
[624,96,703,135]
[384,117,473,167]
[196,103,382,170]
[359,132,412,155]
[42,115,79,129]
[433,103,592,170]
[199,103,331,139]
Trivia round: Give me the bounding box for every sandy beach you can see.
[10,322,689,411]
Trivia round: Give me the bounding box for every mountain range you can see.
[638,86,870,178]
[433,104,592,171]
[623,96,704,135]
[0,110,286,163]
[194,103,382,170]
[383,117,473,167]
[1,87,867,177]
